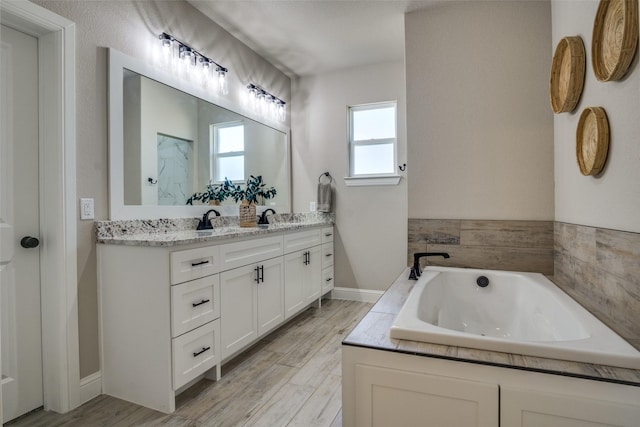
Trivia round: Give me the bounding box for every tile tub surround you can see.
[553,222,640,350]
[95,212,334,247]
[343,268,640,386]
[408,219,554,275]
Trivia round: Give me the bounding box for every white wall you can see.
[33,0,291,378]
[140,77,198,205]
[406,1,554,221]
[553,0,640,233]
[292,61,408,291]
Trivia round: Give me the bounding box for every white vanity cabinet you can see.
[321,226,334,295]
[98,224,333,414]
[284,229,323,319]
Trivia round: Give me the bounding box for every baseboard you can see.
[331,287,383,303]
[79,371,102,405]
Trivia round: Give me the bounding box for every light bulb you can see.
[217,67,228,95]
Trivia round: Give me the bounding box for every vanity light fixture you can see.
[158,32,228,94]
[246,83,286,121]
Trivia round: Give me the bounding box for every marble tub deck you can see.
[343,268,640,387]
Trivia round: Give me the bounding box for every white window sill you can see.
[343,175,402,187]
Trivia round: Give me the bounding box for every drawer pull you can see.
[192,299,210,307]
[325,233,333,237]
[193,346,211,357]
[325,253,333,257]
[326,277,333,282]
[191,260,210,267]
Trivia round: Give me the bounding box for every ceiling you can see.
[187,0,439,78]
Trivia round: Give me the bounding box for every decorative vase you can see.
[209,200,220,206]
[239,199,257,227]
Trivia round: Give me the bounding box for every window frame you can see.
[210,120,245,183]
[347,101,400,186]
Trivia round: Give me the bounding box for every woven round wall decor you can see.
[576,107,610,176]
[592,0,639,82]
[550,36,586,113]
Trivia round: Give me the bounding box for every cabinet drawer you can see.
[321,227,334,244]
[170,246,220,285]
[219,235,283,271]
[284,229,322,254]
[321,243,334,269]
[172,319,220,390]
[322,266,334,294]
[171,274,220,338]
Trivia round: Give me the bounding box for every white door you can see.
[1,24,44,423]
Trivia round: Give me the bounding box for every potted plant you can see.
[227,175,277,227]
[185,181,231,205]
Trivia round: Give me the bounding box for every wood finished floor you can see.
[7,299,372,427]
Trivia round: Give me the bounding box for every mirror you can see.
[109,48,291,219]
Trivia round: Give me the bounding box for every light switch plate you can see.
[310,201,317,212]
[80,198,94,220]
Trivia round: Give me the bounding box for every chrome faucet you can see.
[258,208,276,225]
[197,209,221,230]
[409,252,450,279]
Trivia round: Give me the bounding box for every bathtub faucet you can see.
[409,252,450,280]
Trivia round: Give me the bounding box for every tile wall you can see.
[408,219,554,275]
[407,219,640,350]
[554,222,640,349]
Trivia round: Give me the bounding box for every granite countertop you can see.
[343,267,640,387]
[95,212,334,247]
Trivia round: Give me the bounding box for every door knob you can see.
[20,236,40,249]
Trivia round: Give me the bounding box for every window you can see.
[211,121,244,182]
[348,102,397,182]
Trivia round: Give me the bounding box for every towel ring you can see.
[318,172,332,184]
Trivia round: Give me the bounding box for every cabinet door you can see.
[171,274,220,338]
[304,245,321,304]
[284,251,305,319]
[321,242,334,269]
[257,257,284,337]
[220,264,258,360]
[172,319,219,390]
[321,226,334,244]
[322,266,334,295]
[501,386,640,427]
[284,229,322,254]
[219,235,283,271]
[170,245,220,285]
[355,364,499,427]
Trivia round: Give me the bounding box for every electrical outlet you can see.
[310,201,317,212]
[80,198,94,220]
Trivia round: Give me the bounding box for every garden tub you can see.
[390,266,640,369]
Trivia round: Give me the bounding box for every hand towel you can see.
[317,182,332,212]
